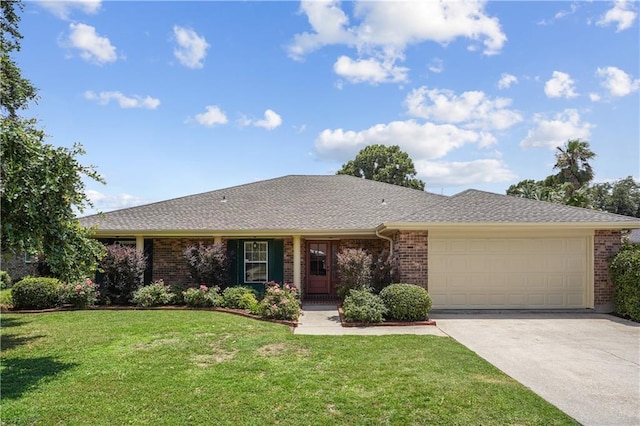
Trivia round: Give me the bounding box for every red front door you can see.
[307,241,330,294]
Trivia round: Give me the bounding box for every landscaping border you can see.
[337,306,436,327]
[3,305,298,328]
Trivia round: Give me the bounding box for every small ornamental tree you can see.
[99,244,147,304]
[336,248,372,298]
[183,242,229,288]
[371,249,399,293]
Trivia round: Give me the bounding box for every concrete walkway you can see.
[294,304,446,336]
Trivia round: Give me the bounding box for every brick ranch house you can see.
[79,175,640,312]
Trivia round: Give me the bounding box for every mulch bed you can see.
[3,304,298,328]
[337,306,437,327]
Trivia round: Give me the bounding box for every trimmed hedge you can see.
[12,277,63,310]
[610,244,640,321]
[379,283,432,322]
[343,289,387,323]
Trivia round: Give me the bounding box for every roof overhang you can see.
[377,221,640,233]
[88,228,380,239]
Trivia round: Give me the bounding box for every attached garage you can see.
[428,231,592,309]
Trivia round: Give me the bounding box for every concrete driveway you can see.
[432,312,640,426]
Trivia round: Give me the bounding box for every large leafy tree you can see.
[591,177,640,218]
[507,140,596,208]
[337,144,425,190]
[1,0,105,281]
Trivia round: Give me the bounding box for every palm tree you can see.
[553,139,596,190]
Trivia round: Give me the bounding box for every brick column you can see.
[593,230,622,313]
[393,230,429,289]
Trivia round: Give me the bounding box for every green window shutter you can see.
[269,239,284,283]
[227,239,242,286]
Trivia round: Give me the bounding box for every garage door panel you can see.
[429,237,588,309]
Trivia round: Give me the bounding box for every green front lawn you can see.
[1,310,576,425]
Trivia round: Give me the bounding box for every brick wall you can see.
[338,238,388,258]
[152,238,217,285]
[283,238,293,284]
[392,231,428,289]
[593,230,622,312]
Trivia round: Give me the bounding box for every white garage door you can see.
[429,236,589,309]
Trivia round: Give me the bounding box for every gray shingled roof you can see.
[399,189,640,224]
[80,175,447,232]
[80,176,640,233]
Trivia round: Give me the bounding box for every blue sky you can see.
[17,0,640,214]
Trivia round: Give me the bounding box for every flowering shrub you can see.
[221,286,258,310]
[63,278,99,308]
[336,248,372,298]
[131,280,175,307]
[257,282,300,321]
[183,285,221,308]
[99,244,147,304]
[183,242,230,288]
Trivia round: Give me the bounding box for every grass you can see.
[1,310,577,425]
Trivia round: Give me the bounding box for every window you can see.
[24,253,33,264]
[244,241,268,283]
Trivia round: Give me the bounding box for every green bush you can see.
[221,286,258,310]
[61,278,99,308]
[342,289,387,323]
[336,249,372,298]
[132,280,175,307]
[170,284,186,305]
[258,282,300,321]
[183,285,221,308]
[0,270,12,289]
[610,244,640,321]
[12,277,63,310]
[379,283,432,322]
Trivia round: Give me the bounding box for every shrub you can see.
[12,277,63,310]
[184,242,230,288]
[342,289,387,323]
[370,249,399,293]
[221,286,258,310]
[99,244,147,304]
[183,285,221,308]
[379,283,432,322]
[132,280,175,307]
[610,244,640,321]
[0,289,12,307]
[336,249,372,298]
[258,282,300,321]
[62,278,99,308]
[0,270,12,289]
[170,284,186,305]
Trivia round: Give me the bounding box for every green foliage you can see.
[61,278,99,308]
[98,244,147,305]
[183,242,230,288]
[11,276,63,310]
[336,248,372,298]
[0,270,12,289]
[337,144,425,190]
[592,177,640,218]
[132,280,175,307]
[221,286,258,310]
[257,282,300,321]
[370,249,398,293]
[379,283,432,321]
[342,289,387,323]
[609,244,640,321]
[553,139,595,191]
[1,1,105,282]
[183,285,221,308]
[0,288,12,306]
[169,283,186,305]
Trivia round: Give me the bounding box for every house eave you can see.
[377,221,640,232]
[88,228,381,239]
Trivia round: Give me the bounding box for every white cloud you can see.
[405,87,522,130]
[38,0,101,20]
[314,120,496,163]
[173,25,209,69]
[247,109,283,130]
[333,55,408,84]
[193,105,228,127]
[520,109,593,149]
[589,92,602,102]
[84,91,160,109]
[597,0,637,32]
[544,71,578,98]
[415,159,517,186]
[85,190,145,213]
[597,66,640,97]
[62,23,117,64]
[428,58,444,74]
[497,73,517,89]
[288,1,506,84]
